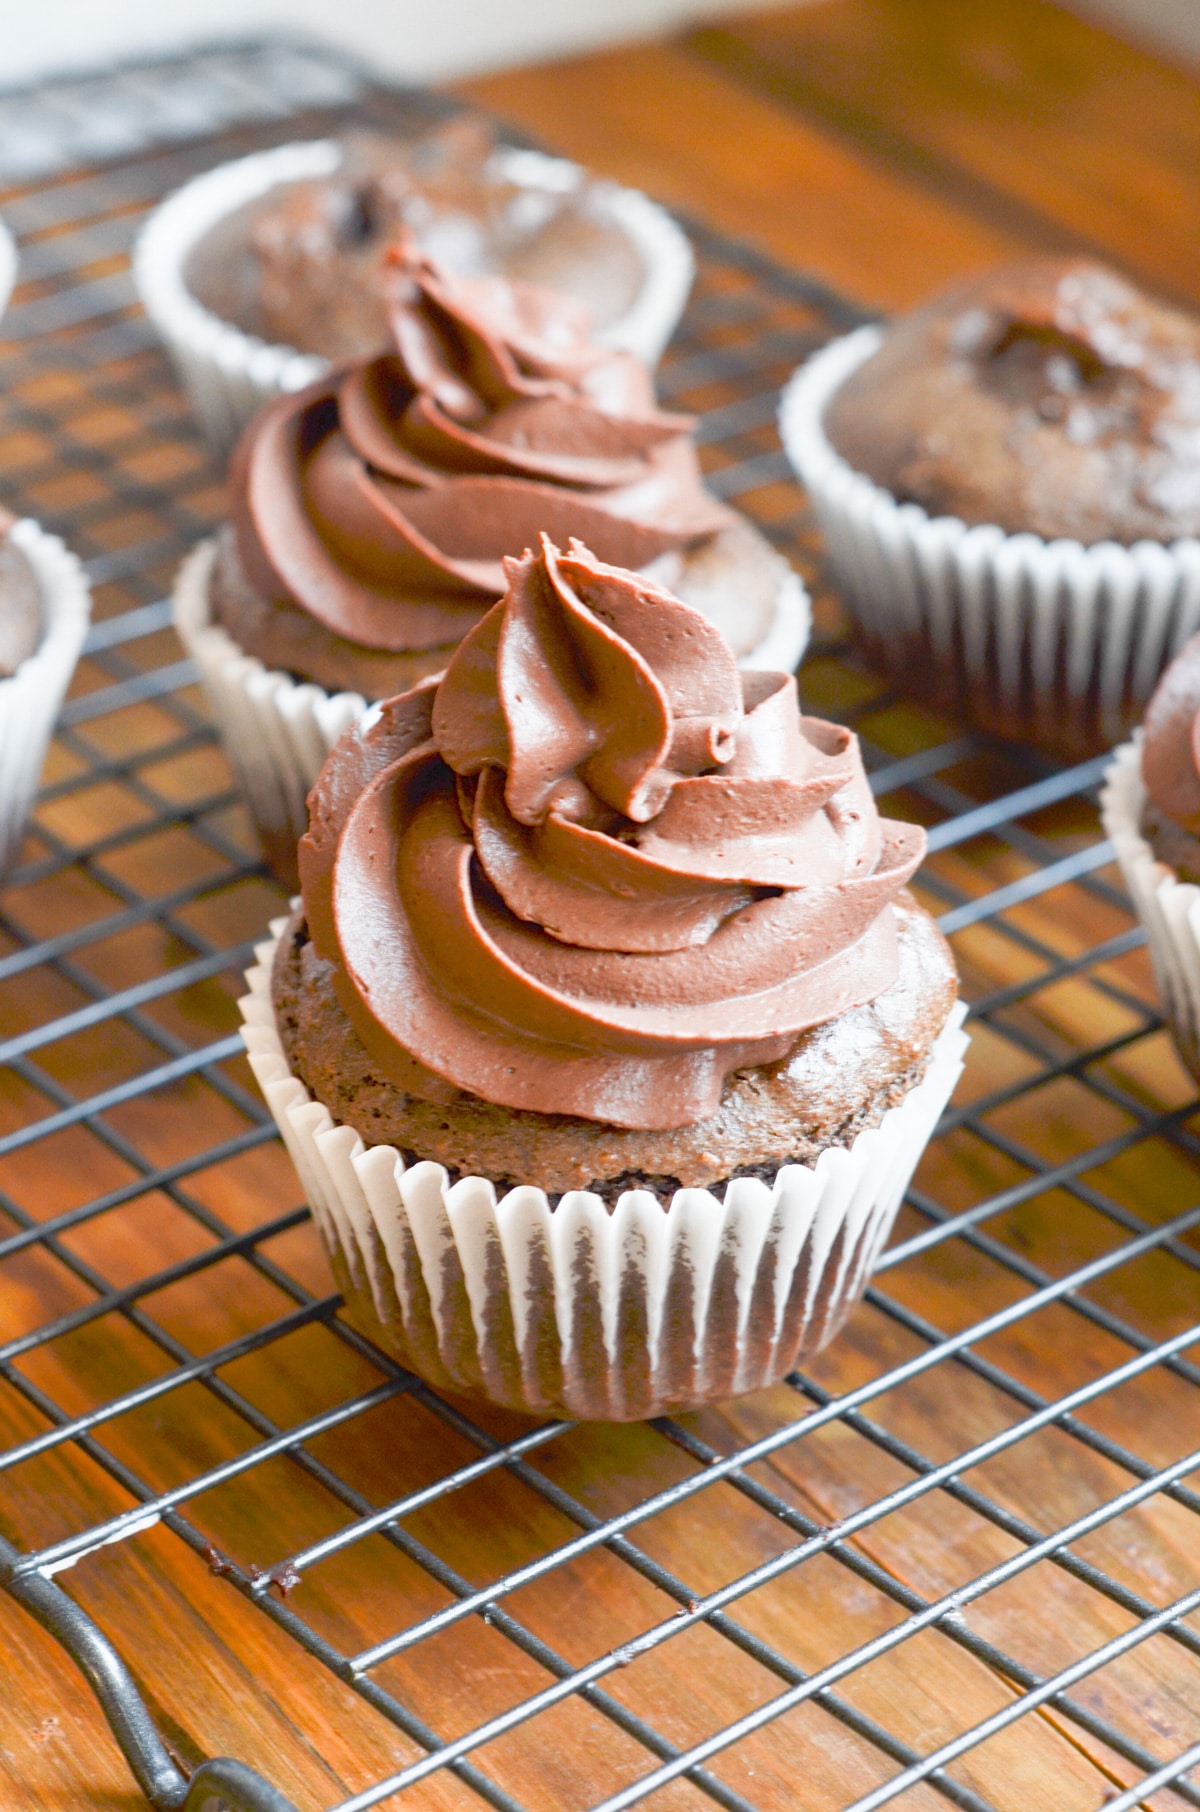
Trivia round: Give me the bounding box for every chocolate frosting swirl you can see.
[1142,632,1200,831]
[299,537,924,1130]
[230,242,731,654]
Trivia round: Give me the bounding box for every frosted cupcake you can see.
[135,119,694,454]
[1102,633,1200,1076]
[0,510,92,873]
[240,534,966,1420]
[781,259,1200,754]
[176,240,808,882]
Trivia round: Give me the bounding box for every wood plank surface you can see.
[1,6,1199,1811]
[457,42,1025,311]
[688,0,1200,306]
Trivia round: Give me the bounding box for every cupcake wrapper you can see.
[0,521,92,874]
[172,540,365,875]
[780,328,1200,744]
[173,537,810,877]
[1100,737,1200,1075]
[239,921,969,1420]
[135,139,694,456]
[0,218,17,324]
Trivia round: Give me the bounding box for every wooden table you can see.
[2,4,1199,1809]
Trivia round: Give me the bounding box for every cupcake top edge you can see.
[183,118,648,356]
[219,235,731,663]
[822,256,1200,545]
[297,534,934,1132]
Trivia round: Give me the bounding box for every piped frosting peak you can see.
[300,537,924,1129]
[230,239,731,656]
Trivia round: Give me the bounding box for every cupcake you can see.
[176,240,809,884]
[780,258,1200,754]
[0,510,92,873]
[239,535,967,1420]
[134,119,694,455]
[1102,634,1200,1076]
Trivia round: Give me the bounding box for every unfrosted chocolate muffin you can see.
[0,509,42,677]
[185,119,645,361]
[825,258,1200,544]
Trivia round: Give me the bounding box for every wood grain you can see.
[455,43,1023,311]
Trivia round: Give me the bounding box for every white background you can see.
[4,0,1198,91]
[4,0,789,89]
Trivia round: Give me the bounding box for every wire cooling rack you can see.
[0,40,1198,1812]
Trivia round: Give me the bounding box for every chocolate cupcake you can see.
[240,536,966,1420]
[176,241,808,883]
[134,124,694,455]
[0,510,92,872]
[781,258,1200,753]
[1102,633,1200,1077]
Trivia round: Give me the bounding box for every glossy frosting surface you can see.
[228,241,730,655]
[299,536,924,1129]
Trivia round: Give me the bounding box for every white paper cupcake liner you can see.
[780,327,1200,746]
[0,218,17,326]
[135,139,695,457]
[1100,736,1200,1075]
[172,536,810,877]
[0,520,92,874]
[239,919,968,1419]
[172,540,366,875]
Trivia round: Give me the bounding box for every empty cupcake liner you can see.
[135,138,695,457]
[173,537,811,880]
[0,520,92,874]
[780,327,1200,747]
[1100,736,1200,1076]
[240,920,968,1420]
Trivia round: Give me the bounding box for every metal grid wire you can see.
[0,41,1198,1812]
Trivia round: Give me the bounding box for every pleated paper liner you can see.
[240,919,969,1421]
